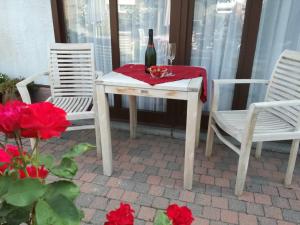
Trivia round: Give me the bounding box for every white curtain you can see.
[191,0,246,111]
[63,0,114,105]
[118,0,170,112]
[247,0,300,105]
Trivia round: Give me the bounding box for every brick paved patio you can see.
[10,128,300,225]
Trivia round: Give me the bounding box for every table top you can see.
[96,71,202,92]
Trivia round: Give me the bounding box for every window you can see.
[191,0,247,110]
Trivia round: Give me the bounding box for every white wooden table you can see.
[95,71,203,189]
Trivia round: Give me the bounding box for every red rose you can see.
[105,203,134,225]
[6,144,21,157]
[20,102,71,139]
[0,148,12,175]
[166,204,194,225]
[19,165,49,179]
[0,101,27,136]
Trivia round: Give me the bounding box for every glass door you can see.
[118,0,170,112]
[248,0,300,105]
[191,0,247,110]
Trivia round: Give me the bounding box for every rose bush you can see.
[0,100,93,225]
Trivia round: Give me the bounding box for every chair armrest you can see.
[251,100,300,110]
[210,79,269,112]
[213,79,269,85]
[16,72,48,104]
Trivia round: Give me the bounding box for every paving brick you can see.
[228,199,246,212]
[193,217,209,225]
[179,190,195,203]
[119,179,136,191]
[221,209,238,224]
[144,166,159,175]
[262,185,279,196]
[272,196,290,209]
[149,185,164,196]
[215,178,230,187]
[90,196,108,210]
[106,199,121,211]
[138,206,156,221]
[107,188,124,200]
[264,206,283,220]
[137,194,154,207]
[258,217,277,225]
[80,172,97,182]
[160,177,175,188]
[90,210,106,225]
[195,193,211,206]
[134,183,150,194]
[200,175,215,185]
[92,175,109,185]
[147,175,162,185]
[121,191,139,203]
[254,193,272,205]
[289,199,300,211]
[238,192,255,202]
[239,213,258,225]
[202,206,221,220]
[212,196,228,209]
[282,209,300,223]
[277,220,297,225]
[278,187,297,199]
[152,196,169,209]
[75,193,95,207]
[247,202,264,216]
[106,177,121,187]
[82,208,96,222]
[186,202,202,217]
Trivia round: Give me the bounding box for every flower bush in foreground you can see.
[105,203,194,225]
[0,100,94,225]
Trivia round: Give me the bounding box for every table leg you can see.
[195,100,203,148]
[129,95,137,139]
[96,84,113,176]
[184,91,199,190]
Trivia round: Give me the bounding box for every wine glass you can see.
[167,43,176,66]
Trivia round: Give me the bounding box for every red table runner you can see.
[114,64,207,102]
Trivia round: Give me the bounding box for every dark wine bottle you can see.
[145,29,156,73]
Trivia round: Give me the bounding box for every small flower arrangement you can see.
[104,203,194,225]
[0,100,93,225]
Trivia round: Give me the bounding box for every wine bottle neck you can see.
[148,35,153,46]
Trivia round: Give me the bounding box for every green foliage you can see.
[0,143,93,224]
[0,73,9,84]
[50,157,78,179]
[154,211,172,225]
[3,179,47,207]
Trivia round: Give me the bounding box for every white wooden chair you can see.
[16,43,101,155]
[205,50,300,195]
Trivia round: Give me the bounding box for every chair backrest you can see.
[49,43,95,98]
[265,50,300,127]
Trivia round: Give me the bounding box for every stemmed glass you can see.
[167,43,176,76]
[167,43,176,66]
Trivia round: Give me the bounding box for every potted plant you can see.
[0,100,93,225]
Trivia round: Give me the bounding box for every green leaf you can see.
[45,180,80,201]
[154,211,172,225]
[6,206,31,225]
[0,202,15,217]
[35,200,61,225]
[47,195,82,225]
[50,158,78,179]
[0,176,13,197]
[39,154,55,169]
[63,143,94,158]
[4,179,46,207]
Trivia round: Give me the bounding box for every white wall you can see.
[0,0,55,84]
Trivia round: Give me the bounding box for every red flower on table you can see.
[105,203,134,225]
[166,204,194,225]
[0,101,27,136]
[20,102,71,139]
[19,165,48,179]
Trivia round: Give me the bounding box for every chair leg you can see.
[205,116,215,157]
[255,142,263,159]
[235,142,252,196]
[95,122,102,158]
[30,138,36,150]
[284,139,300,186]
